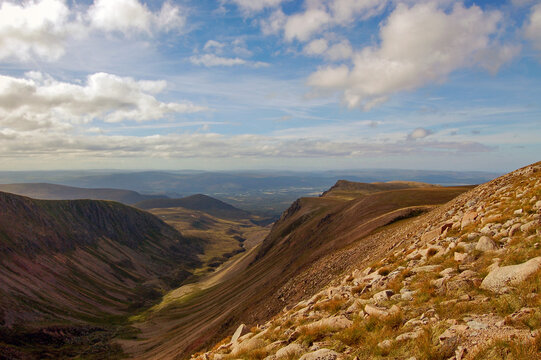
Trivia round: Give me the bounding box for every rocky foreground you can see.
[190,162,541,360]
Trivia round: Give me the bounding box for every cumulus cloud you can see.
[0,0,71,61]
[304,38,353,61]
[0,0,186,62]
[88,0,185,34]
[0,72,207,132]
[267,0,387,42]
[308,2,519,109]
[525,3,541,52]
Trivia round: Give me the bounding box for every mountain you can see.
[122,182,473,358]
[0,169,499,216]
[135,194,251,221]
[190,162,541,360]
[0,183,166,205]
[0,192,203,358]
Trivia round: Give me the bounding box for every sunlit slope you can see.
[124,182,472,359]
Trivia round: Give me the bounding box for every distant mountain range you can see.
[0,169,500,215]
[135,194,251,221]
[0,183,165,204]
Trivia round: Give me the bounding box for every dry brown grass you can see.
[314,298,347,314]
[471,333,541,360]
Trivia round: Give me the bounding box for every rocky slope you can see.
[190,162,541,360]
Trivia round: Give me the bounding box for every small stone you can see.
[377,339,393,350]
[298,349,340,360]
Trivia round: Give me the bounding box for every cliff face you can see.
[191,162,541,360]
[0,191,203,327]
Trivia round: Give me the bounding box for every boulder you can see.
[372,290,393,303]
[364,304,400,318]
[275,343,304,358]
[454,252,468,262]
[231,324,249,344]
[475,236,498,252]
[461,211,478,228]
[298,349,341,360]
[421,228,441,243]
[395,329,423,342]
[521,220,538,233]
[480,257,541,293]
[302,315,352,331]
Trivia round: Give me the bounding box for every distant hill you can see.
[0,191,203,330]
[0,183,166,204]
[135,194,252,220]
[321,179,436,199]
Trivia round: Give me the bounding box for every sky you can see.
[0,0,540,172]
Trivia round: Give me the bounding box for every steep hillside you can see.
[191,162,541,360]
[0,191,203,358]
[135,194,252,220]
[0,183,165,204]
[122,183,471,359]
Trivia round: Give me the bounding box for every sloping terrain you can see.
[135,194,252,221]
[0,183,165,204]
[122,182,471,359]
[0,192,203,358]
[192,162,541,360]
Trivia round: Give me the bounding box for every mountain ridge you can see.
[189,161,541,360]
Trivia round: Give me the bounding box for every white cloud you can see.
[190,54,269,67]
[326,40,353,61]
[308,2,519,109]
[88,0,185,34]
[284,8,331,42]
[0,0,71,61]
[261,9,287,35]
[0,72,207,132]
[329,0,388,23]
[190,53,248,67]
[230,0,287,13]
[0,0,186,62]
[304,38,352,61]
[407,127,433,140]
[267,0,387,42]
[191,39,268,67]
[204,40,225,52]
[525,3,541,52]
[304,38,329,55]
[0,131,493,160]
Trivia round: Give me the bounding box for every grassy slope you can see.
[0,191,204,359]
[122,184,472,359]
[135,194,252,221]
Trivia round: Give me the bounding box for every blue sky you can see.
[0,0,540,172]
